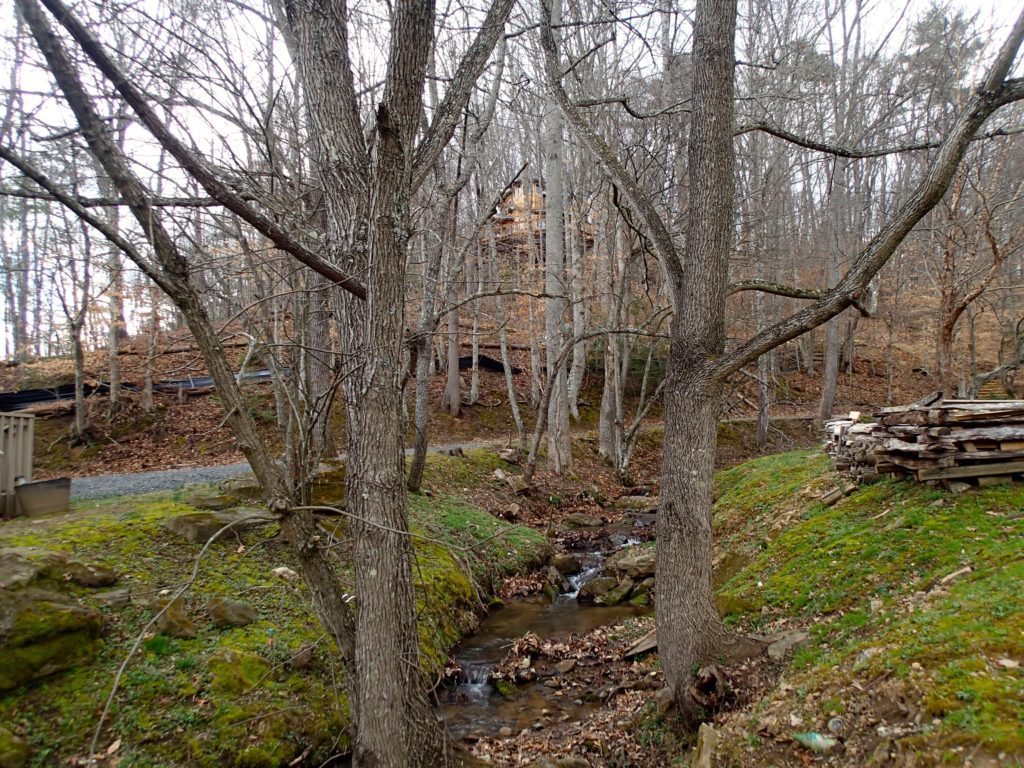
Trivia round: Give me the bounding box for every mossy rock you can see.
[577,576,618,603]
[0,725,30,768]
[153,597,197,639]
[604,544,656,579]
[162,509,275,544]
[494,679,518,698]
[0,587,102,691]
[208,597,257,628]
[183,490,242,511]
[594,576,634,607]
[208,648,271,696]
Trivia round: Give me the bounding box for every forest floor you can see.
[2,339,1021,767]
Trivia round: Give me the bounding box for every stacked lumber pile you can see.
[826,392,1024,489]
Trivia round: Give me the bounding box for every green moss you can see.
[208,649,271,696]
[0,469,543,766]
[711,450,1024,757]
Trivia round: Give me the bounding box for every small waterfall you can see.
[456,662,493,686]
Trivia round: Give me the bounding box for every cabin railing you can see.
[0,412,34,516]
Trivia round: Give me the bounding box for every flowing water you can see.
[441,532,651,741]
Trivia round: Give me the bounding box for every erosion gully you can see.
[441,519,654,741]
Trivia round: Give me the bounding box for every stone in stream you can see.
[551,553,582,576]
[544,567,572,598]
[563,512,603,529]
[594,576,634,607]
[207,597,256,628]
[612,495,657,511]
[604,545,656,579]
[632,576,656,597]
[576,576,618,603]
[555,658,577,674]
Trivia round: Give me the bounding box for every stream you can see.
[441,530,651,741]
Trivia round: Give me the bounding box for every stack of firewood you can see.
[825,392,1024,489]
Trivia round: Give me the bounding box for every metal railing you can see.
[0,412,34,516]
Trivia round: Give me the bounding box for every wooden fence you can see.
[0,412,34,515]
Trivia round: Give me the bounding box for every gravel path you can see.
[68,440,501,501]
[70,462,251,501]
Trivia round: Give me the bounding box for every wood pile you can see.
[826,392,1024,489]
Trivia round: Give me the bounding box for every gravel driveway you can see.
[68,441,497,502]
[70,462,251,501]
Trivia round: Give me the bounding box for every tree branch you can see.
[709,7,1024,384]
[36,0,368,300]
[538,0,684,291]
[411,0,516,193]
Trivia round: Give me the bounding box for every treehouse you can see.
[491,178,595,262]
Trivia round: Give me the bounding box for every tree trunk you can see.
[543,0,571,472]
[655,0,737,725]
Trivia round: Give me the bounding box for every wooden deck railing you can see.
[0,412,34,515]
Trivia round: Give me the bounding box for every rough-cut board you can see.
[918,460,1024,481]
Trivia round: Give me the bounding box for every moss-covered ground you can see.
[708,450,1024,765]
[0,451,547,768]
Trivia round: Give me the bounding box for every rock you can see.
[632,576,656,597]
[153,598,197,639]
[499,503,521,521]
[545,566,571,595]
[869,598,883,613]
[163,509,274,544]
[290,641,315,670]
[555,658,577,674]
[94,589,131,608]
[61,561,118,588]
[628,593,650,607]
[207,597,256,628]
[184,490,241,510]
[219,474,263,500]
[604,545,656,579]
[691,722,716,768]
[576,576,618,603]
[654,685,675,715]
[594,577,634,607]
[0,547,67,589]
[827,716,848,736]
[533,759,590,768]
[766,629,810,660]
[0,587,103,691]
[272,566,299,582]
[551,553,582,576]
[498,726,513,738]
[497,448,519,463]
[612,495,657,511]
[608,533,632,549]
[0,725,30,768]
[563,513,602,528]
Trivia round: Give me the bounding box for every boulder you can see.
[551,553,582,576]
[153,598,197,639]
[545,566,571,595]
[632,577,656,597]
[563,513,603,529]
[594,577,634,607]
[207,597,256,628]
[576,576,618,603]
[0,587,102,691]
[0,547,118,590]
[0,725,30,768]
[612,495,657,511]
[163,509,275,545]
[0,547,66,589]
[604,545,656,579]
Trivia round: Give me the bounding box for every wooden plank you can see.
[918,460,1024,481]
[954,449,1024,461]
[1001,440,1024,450]
[924,426,1024,441]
